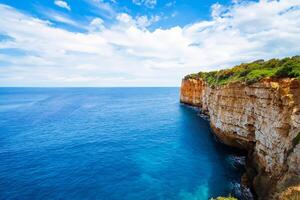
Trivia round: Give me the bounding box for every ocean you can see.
[0,88,247,199]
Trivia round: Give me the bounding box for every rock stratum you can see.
[180,77,300,199]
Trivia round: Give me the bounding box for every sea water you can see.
[0,88,247,199]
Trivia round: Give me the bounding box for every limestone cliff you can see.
[180,78,300,199]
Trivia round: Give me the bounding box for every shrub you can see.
[184,56,300,86]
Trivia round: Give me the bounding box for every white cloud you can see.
[89,17,105,31]
[165,1,175,7]
[116,13,134,24]
[211,3,225,19]
[116,13,160,28]
[136,15,159,28]
[87,0,116,17]
[54,0,71,11]
[1,0,300,86]
[132,0,157,8]
[43,10,83,28]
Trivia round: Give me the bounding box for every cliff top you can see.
[184,56,300,87]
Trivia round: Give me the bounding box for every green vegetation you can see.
[184,56,300,87]
[293,132,300,146]
[210,196,238,200]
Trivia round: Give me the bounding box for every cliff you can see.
[180,77,300,199]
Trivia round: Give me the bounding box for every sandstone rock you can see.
[180,78,300,199]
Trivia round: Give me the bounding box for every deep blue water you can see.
[0,88,246,200]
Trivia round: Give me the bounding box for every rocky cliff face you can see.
[180,78,300,199]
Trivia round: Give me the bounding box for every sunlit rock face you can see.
[180,78,205,106]
[180,78,300,199]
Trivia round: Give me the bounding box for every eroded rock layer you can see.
[180,78,300,199]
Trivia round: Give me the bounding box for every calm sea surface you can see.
[0,88,246,199]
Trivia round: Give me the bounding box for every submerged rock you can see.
[231,182,254,200]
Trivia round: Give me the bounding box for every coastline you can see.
[179,77,300,199]
[181,102,255,200]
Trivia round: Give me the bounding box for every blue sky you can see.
[0,0,233,30]
[0,0,237,32]
[0,0,299,86]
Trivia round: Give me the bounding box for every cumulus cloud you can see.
[54,0,71,11]
[0,0,300,86]
[89,17,105,31]
[116,13,160,28]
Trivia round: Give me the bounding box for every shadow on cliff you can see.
[178,104,253,200]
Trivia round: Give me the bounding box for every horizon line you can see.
[0,86,180,88]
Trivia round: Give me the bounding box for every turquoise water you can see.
[0,88,246,199]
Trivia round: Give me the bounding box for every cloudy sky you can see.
[0,0,300,86]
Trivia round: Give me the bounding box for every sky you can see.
[0,0,300,87]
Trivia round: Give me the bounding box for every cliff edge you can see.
[180,57,300,199]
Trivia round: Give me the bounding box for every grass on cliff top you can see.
[184,56,300,87]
